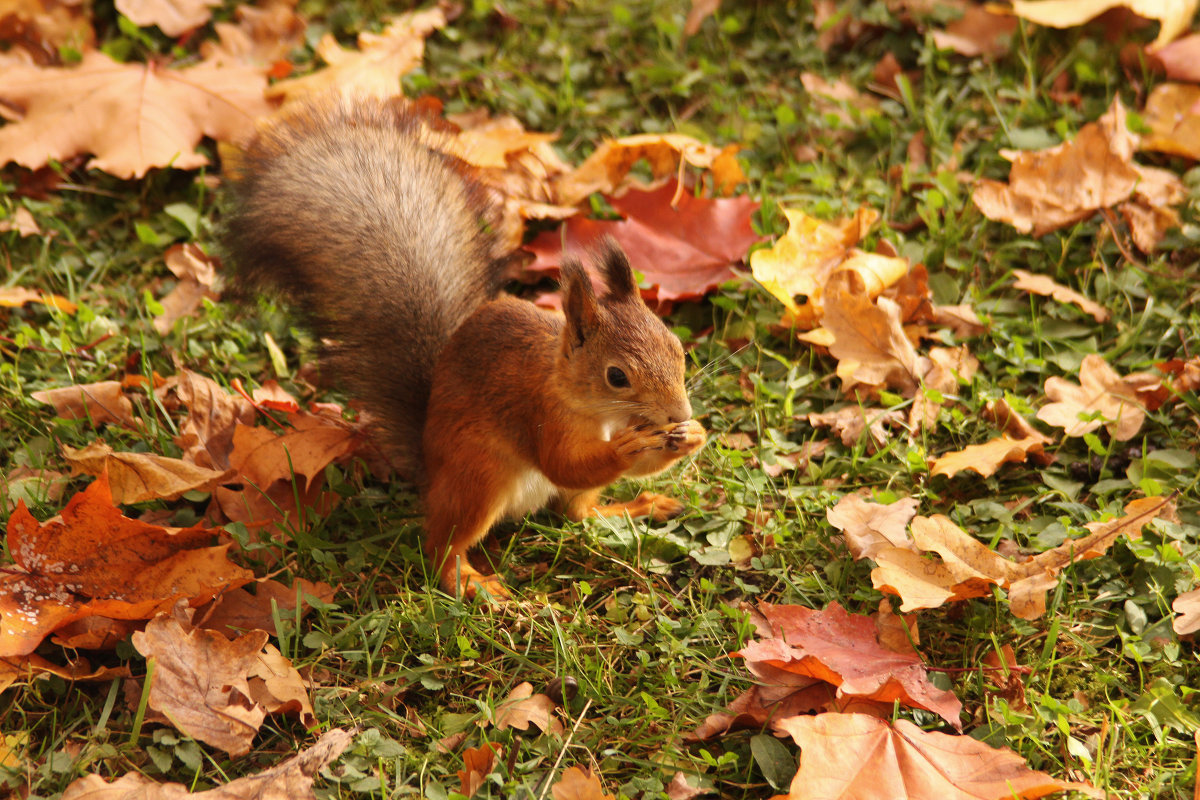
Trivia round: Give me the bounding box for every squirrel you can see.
[222,94,706,599]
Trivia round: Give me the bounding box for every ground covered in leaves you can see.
[2,0,1200,798]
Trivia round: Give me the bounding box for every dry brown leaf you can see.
[873,598,919,653]
[248,643,317,728]
[228,412,363,491]
[1172,588,1200,635]
[773,713,1101,799]
[60,726,353,800]
[0,207,40,236]
[1011,269,1110,322]
[822,270,924,396]
[266,8,446,103]
[115,0,220,36]
[982,399,1055,466]
[930,435,1050,479]
[1154,33,1200,82]
[551,766,616,800]
[2,466,67,512]
[196,578,335,637]
[0,0,93,64]
[807,406,907,451]
[62,440,234,505]
[1,477,253,657]
[983,644,1030,714]
[171,369,257,470]
[493,681,564,735]
[199,0,306,68]
[826,493,919,560]
[0,653,129,695]
[931,303,986,337]
[154,243,220,335]
[1011,0,1196,51]
[1140,81,1200,159]
[132,603,269,755]
[684,0,720,37]
[749,207,909,329]
[31,380,139,428]
[0,51,272,178]
[457,743,502,798]
[1036,353,1147,440]
[931,5,1018,57]
[0,285,75,312]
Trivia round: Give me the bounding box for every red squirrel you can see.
[223,94,706,598]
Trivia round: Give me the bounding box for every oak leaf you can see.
[525,180,761,305]
[1172,588,1200,635]
[248,643,317,729]
[196,577,335,637]
[807,405,906,451]
[743,602,963,729]
[749,207,909,330]
[154,243,220,335]
[60,726,353,800]
[132,603,270,755]
[1012,269,1109,322]
[171,369,257,470]
[266,8,446,103]
[1,478,253,657]
[930,435,1050,479]
[199,0,306,68]
[0,51,272,178]
[115,0,220,36]
[772,713,1101,800]
[62,441,234,505]
[1140,82,1200,160]
[1010,0,1195,51]
[493,681,564,735]
[1036,353,1148,440]
[826,493,918,560]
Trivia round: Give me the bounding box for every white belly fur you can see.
[502,467,559,519]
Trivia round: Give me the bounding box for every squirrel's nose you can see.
[668,399,692,424]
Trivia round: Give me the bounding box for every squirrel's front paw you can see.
[664,419,706,455]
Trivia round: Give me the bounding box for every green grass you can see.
[3,0,1200,797]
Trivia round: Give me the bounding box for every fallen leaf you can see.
[62,441,234,505]
[932,5,1018,57]
[266,8,446,103]
[0,285,75,313]
[0,0,93,64]
[1012,269,1110,322]
[822,270,924,396]
[171,369,257,470]
[826,493,919,560]
[743,602,963,729]
[196,578,335,637]
[1172,588,1200,635]
[1011,0,1195,51]
[749,207,909,329]
[155,243,221,335]
[0,207,40,237]
[115,0,220,36]
[0,50,272,178]
[683,0,720,37]
[929,435,1050,479]
[228,412,364,492]
[807,406,907,450]
[0,653,129,694]
[132,603,269,755]
[2,466,67,512]
[493,681,564,735]
[525,180,760,305]
[551,766,615,800]
[1153,33,1200,82]
[248,643,317,729]
[31,380,139,428]
[983,644,1030,713]
[1036,353,1147,440]
[1140,81,1200,159]
[982,399,1055,461]
[458,743,502,798]
[60,726,353,800]
[772,713,1101,799]
[199,0,306,68]
[1,477,253,657]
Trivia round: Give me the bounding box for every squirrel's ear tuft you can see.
[561,256,599,351]
[595,237,638,300]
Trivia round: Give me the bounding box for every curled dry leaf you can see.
[493,681,564,735]
[772,713,1101,800]
[458,743,502,798]
[248,643,317,729]
[154,243,221,335]
[872,497,1175,618]
[61,441,234,505]
[1140,81,1200,160]
[807,405,906,451]
[60,726,354,800]
[0,286,75,312]
[749,207,909,330]
[931,5,1017,57]
[0,0,94,63]
[0,653,130,695]
[196,577,335,638]
[822,270,924,397]
[1172,588,1200,635]
[171,368,257,471]
[1,478,253,657]
[1010,0,1196,51]
[983,398,1055,456]
[31,380,139,429]
[131,603,270,755]
[266,8,446,103]
[0,51,271,178]
[929,435,1050,479]
[115,0,221,37]
[0,207,40,237]
[1011,269,1109,323]
[200,0,307,68]
[1036,353,1149,441]
[825,493,919,560]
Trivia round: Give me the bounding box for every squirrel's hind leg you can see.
[423,474,510,600]
[561,488,685,523]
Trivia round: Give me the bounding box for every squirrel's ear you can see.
[561,256,599,351]
[595,236,638,300]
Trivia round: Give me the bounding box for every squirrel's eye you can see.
[606,366,630,388]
